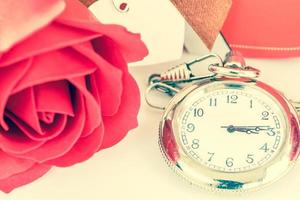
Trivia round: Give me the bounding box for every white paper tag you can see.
[89,0,185,66]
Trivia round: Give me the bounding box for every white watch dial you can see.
[176,86,287,172]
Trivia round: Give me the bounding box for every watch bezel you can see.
[159,77,300,193]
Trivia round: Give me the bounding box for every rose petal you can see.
[0,0,65,52]
[6,87,42,134]
[12,48,98,94]
[72,43,123,116]
[38,112,56,124]
[11,91,85,162]
[93,37,140,149]
[0,151,35,180]
[100,74,140,149]
[6,112,68,141]
[69,76,101,137]
[34,80,74,116]
[92,26,148,64]
[0,59,32,130]
[57,0,99,25]
[0,119,45,154]
[85,75,101,109]
[0,22,102,67]
[56,0,148,63]
[0,164,51,193]
[46,123,104,167]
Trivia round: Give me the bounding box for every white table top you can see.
[2,53,300,199]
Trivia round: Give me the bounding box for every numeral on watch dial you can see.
[193,108,204,117]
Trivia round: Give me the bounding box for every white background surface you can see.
[1,54,300,199]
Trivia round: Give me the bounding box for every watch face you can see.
[174,81,288,172]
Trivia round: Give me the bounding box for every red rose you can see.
[0,0,148,192]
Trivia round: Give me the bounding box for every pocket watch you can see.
[146,52,300,193]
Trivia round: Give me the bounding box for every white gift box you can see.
[89,0,185,66]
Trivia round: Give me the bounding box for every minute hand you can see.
[221,125,274,134]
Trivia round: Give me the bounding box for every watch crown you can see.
[224,51,246,69]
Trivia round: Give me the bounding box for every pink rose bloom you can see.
[0,0,148,192]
